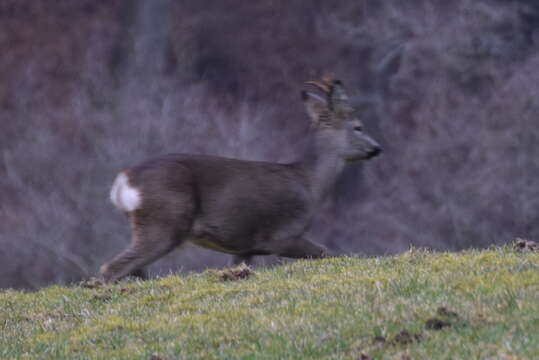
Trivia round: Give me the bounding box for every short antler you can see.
[305,74,334,93]
[304,80,331,94]
[305,75,349,111]
[330,80,350,111]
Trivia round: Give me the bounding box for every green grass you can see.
[1,247,538,359]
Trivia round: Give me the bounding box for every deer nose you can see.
[368,146,382,158]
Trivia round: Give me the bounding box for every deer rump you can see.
[119,154,312,257]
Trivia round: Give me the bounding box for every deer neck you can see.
[296,131,346,203]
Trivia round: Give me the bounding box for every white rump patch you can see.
[110,172,141,212]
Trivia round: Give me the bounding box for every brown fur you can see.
[101,78,381,282]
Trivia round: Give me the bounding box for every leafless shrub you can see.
[1,0,538,288]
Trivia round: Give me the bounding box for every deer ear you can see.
[302,91,328,125]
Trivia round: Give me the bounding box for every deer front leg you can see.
[275,237,332,259]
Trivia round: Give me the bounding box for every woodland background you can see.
[1,0,538,289]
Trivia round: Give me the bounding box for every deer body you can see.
[101,78,381,282]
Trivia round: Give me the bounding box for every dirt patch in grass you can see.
[436,306,459,318]
[149,355,169,360]
[425,306,461,330]
[372,335,387,344]
[425,318,451,330]
[370,330,422,348]
[216,263,254,281]
[79,278,104,289]
[392,330,423,345]
[118,287,137,294]
[514,238,538,252]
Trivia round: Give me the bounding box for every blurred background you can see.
[1,0,538,289]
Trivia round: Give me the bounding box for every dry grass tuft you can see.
[79,278,104,289]
[216,263,254,281]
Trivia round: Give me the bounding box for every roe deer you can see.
[101,77,382,282]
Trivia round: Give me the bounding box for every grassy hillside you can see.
[1,248,538,359]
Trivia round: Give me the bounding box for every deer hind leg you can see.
[101,199,194,283]
[100,223,183,283]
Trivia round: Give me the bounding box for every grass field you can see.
[1,247,538,359]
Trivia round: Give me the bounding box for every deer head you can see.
[302,76,382,161]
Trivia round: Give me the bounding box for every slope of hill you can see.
[1,247,538,359]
